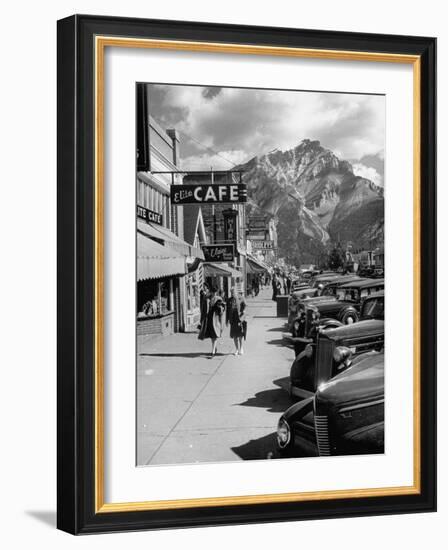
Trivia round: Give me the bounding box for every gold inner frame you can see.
[94,36,421,513]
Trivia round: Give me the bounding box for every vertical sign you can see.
[223,209,238,243]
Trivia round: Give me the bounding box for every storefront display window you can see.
[186,273,199,312]
[137,278,173,318]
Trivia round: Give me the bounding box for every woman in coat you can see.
[198,285,226,356]
[226,288,247,356]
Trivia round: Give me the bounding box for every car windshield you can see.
[337,288,360,302]
[322,286,334,296]
[361,296,384,319]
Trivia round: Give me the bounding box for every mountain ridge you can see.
[235,139,384,264]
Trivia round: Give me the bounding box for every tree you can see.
[328,243,344,270]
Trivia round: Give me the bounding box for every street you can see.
[137,287,295,465]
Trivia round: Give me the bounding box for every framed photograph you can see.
[57,15,436,534]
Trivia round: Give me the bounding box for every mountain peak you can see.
[237,140,384,263]
[296,138,321,149]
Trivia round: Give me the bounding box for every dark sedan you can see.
[277,350,384,457]
[307,278,384,325]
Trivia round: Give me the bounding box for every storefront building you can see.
[182,172,247,298]
[182,206,208,332]
[136,84,204,336]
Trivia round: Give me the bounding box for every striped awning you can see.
[226,266,243,279]
[247,256,269,274]
[137,233,186,281]
[137,220,204,260]
[203,262,242,279]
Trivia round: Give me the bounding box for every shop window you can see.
[137,278,173,318]
[186,273,199,312]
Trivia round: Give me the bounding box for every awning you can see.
[203,262,242,279]
[137,220,204,260]
[137,233,186,281]
[226,266,243,279]
[247,256,269,274]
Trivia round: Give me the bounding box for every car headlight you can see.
[333,346,353,367]
[304,343,313,357]
[277,418,291,448]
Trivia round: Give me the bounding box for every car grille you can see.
[315,415,331,456]
[305,309,314,337]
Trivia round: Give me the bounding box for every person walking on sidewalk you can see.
[226,287,247,356]
[198,285,226,357]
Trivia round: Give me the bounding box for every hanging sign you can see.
[171,183,247,205]
[202,244,235,262]
[251,240,276,250]
[223,209,238,242]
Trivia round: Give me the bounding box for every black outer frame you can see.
[57,14,436,535]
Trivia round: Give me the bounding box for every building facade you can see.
[184,172,247,298]
[136,84,204,337]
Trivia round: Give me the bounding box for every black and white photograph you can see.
[136,82,385,466]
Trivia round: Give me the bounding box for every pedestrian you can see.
[252,275,260,297]
[199,283,209,309]
[198,285,226,357]
[272,274,277,301]
[276,275,283,296]
[286,274,292,294]
[226,287,247,355]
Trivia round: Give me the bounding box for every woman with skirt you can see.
[198,285,226,357]
[226,288,247,356]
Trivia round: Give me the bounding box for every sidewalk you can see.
[137,287,295,465]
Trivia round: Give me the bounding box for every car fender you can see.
[281,396,314,424]
[290,346,314,385]
[338,306,359,323]
[318,317,344,330]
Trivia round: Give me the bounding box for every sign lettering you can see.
[137,205,163,226]
[171,184,247,205]
[202,244,235,262]
[251,240,276,250]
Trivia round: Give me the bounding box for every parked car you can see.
[277,350,384,456]
[319,275,361,297]
[289,278,367,337]
[298,264,316,274]
[290,279,312,293]
[287,287,319,329]
[287,274,357,329]
[289,291,384,399]
[306,278,384,325]
[308,272,340,290]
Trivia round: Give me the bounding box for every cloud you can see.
[181,150,248,171]
[147,84,385,170]
[352,163,383,187]
[202,87,222,100]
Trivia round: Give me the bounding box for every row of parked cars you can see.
[276,271,385,458]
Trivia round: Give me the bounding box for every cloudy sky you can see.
[147,84,385,186]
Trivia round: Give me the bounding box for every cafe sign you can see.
[137,205,163,225]
[171,183,247,205]
[202,244,235,262]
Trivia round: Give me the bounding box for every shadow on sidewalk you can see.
[139,352,226,359]
[272,376,290,392]
[235,387,293,413]
[266,338,285,347]
[231,432,278,460]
